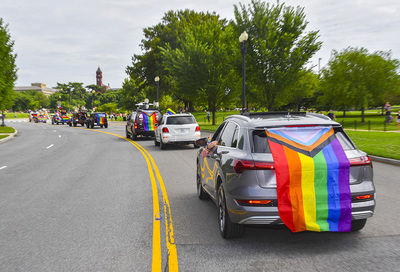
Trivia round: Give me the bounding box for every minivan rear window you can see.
[252,127,355,153]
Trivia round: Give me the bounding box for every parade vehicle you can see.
[29,112,39,123]
[51,110,70,125]
[125,100,162,140]
[154,112,201,150]
[69,111,88,127]
[195,112,376,239]
[86,112,108,128]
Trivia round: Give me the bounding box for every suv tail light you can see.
[134,121,138,129]
[162,127,169,133]
[195,125,200,131]
[349,156,372,168]
[234,160,274,174]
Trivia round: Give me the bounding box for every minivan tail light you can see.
[195,126,200,131]
[349,156,372,167]
[162,127,169,133]
[234,160,274,174]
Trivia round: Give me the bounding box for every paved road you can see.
[1,121,400,271]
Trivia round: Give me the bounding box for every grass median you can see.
[193,111,399,161]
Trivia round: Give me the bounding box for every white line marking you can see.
[46,144,54,149]
[0,166,7,170]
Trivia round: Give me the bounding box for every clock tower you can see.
[96,67,102,86]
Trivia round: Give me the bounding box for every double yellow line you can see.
[86,129,179,271]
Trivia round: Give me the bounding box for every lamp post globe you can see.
[154,76,160,108]
[239,31,248,113]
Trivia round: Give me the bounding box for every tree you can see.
[286,70,319,111]
[319,47,400,122]
[126,10,224,109]
[161,16,240,124]
[0,18,18,126]
[119,77,146,111]
[233,0,322,111]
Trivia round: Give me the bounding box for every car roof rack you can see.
[241,111,307,118]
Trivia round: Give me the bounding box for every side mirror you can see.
[195,138,208,147]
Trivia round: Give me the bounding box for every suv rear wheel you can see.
[218,185,245,239]
[351,219,367,231]
[160,139,167,150]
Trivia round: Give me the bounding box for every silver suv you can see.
[196,112,375,239]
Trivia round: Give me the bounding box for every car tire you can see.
[194,143,200,148]
[100,125,103,128]
[132,132,137,141]
[160,139,167,150]
[154,134,160,146]
[218,185,245,239]
[197,161,209,200]
[351,219,367,231]
[86,122,89,128]
[91,122,94,129]
[126,129,130,139]
[105,123,108,128]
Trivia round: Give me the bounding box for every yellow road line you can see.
[82,129,178,271]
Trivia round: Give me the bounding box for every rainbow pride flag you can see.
[61,116,70,121]
[167,108,176,115]
[97,113,106,125]
[265,126,351,232]
[142,111,157,131]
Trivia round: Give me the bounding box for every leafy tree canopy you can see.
[0,18,18,112]
[233,0,322,111]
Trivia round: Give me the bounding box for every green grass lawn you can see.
[192,111,400,160]
[2,112,29,119]
[0,126,15,133]
[345,130,400,160]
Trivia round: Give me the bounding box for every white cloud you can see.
[1,0,399,88]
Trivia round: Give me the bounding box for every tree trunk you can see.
[343,110,346,117]
[361,107,365,123]
[212,107,216,126]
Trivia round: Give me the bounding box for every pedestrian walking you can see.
[206,111,210,123]
[396,110,400,130]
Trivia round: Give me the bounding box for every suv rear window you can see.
[252,127,355,154]
[166,116,196,125]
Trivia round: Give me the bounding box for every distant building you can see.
[96,67,103,87]
[14,83,58,96]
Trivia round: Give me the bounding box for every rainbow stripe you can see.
[97,113,106,125]
[61,116,70,121]
[142,111,157,131]
[265,126,351,232]
[167,108,176,115]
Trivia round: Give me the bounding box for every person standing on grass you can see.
[396,110,400,130]
[385,103,393,123]
[327,109,336,120]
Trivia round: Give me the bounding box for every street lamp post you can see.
[239,31,248,113]
[154,76,160,108]
[92,91,95,109]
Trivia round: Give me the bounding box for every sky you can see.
[1,0,399,89]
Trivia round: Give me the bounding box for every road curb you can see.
[370,155,400,166]
[0,130,18,144]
